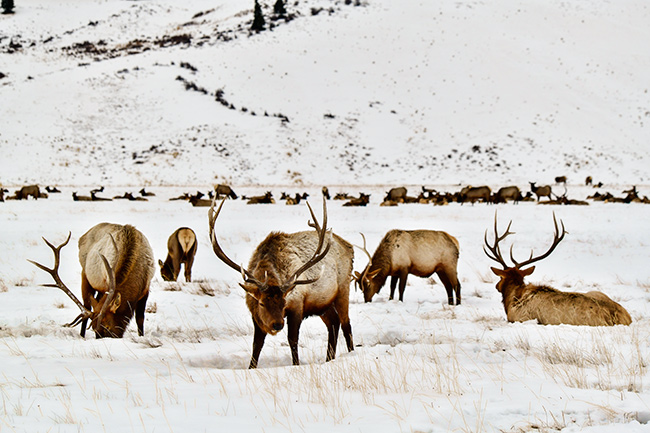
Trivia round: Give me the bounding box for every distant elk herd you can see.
[3,178,649,205]
[13,179,636,367]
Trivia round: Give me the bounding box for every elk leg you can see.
[173,260,182,282]
[184,256,194,283]
[320,307,341,362]
[249,321,267,369]
[389,275,399,300]
[135,292,149,336]
[437,269,461,305]
[334,294,354,353]
[397,270,408,302]
[286,311,302,366]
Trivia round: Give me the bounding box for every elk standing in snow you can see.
[484,214,631,326]
[214,184,238,200]
[355,230,461,305]
[15,184,44,200]
[159,227,197,282]
[209,195,355,368]
[459,185,491,204]
[495,186,521,203]
[529,182,554,202]
[30,223,155,338]
[384,187,407,203]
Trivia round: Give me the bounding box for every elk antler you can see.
[351,233,373,290]
[28,233,93,327]
[483,212,515,269]
[92,254,117,331]
[208,197,265,287]
[510,212,567,269]
[355,233,372,263]
[282,195,332,291]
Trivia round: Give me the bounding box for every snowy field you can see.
[2,0,650,431]
[1,186,649,432]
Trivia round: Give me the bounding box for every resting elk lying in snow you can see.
[159,227,197,282]
[484,213,631,326]
[30,223,155,338]
[355,229,461,305]
[209,195,355,368]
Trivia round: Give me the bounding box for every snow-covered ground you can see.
[1,187,650,432]
[2,0,650,431]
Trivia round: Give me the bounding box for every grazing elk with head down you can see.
[159,227,197,282]
[355,230,461,305]
[30,223,155,338]
[214,184,238,200]
[459,185,491,204]
[495,186,521,203]
[209,195,354,368]
[484,213,631,326]
[15,184,44,200]
[385,187,407,203]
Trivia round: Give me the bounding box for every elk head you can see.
[353,233,381,302]
[208,196,331,334]
[29,233,122,337]
[484,212,567,292]
[158,260,176,282]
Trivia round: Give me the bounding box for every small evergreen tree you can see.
[251,0,265,32]
[1,0,15,14]
[273,0,286,16]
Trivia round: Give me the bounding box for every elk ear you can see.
[109,292,121,313]
[490,267,506,277]
[368,268,381,278]
[158,259,164,269]
[281,285,297,298]
[521,266,535,277]
[240,283,260,300]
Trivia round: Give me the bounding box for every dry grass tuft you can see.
[475,268,494,284]
[636,279,650,292]
[13,278,31,287]
[195,281,215,296]
[162,282,182,292]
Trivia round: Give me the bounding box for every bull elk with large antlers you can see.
[209,195,355,368]
[30,223,155,338]
[484,214,631,326]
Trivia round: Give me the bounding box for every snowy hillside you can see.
[1,0,649,187]
[2,2,650,432]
